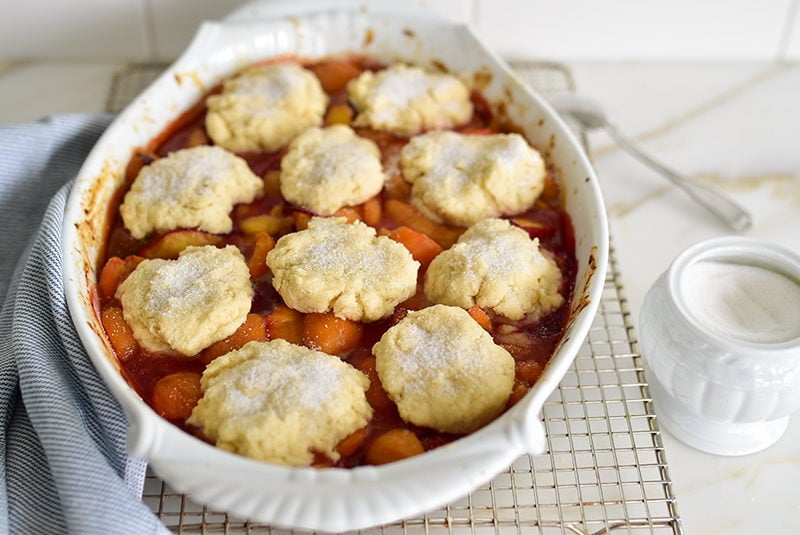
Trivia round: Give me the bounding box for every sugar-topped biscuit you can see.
[373,304,515,434]
[205,63,328,152]
[347,64,472,136]
[424,218,563,321]
[280,125,384,215]
[116,245,252,355]
[187,339,372,466]
[266,217,419,322]
[119,145,262,239]
[400,131,546,226]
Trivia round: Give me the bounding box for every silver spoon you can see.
[548,93,752,232]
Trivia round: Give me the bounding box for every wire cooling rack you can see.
[107,61,683,535]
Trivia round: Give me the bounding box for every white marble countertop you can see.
[1,59,798,534]
[571,61,800,535]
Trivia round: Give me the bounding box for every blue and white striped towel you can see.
[0,114,167,534]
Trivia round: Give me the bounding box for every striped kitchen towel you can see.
[0,114,167,534]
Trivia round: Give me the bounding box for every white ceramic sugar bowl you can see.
[639,236,800,456]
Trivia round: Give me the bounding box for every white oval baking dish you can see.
[62,3,608,531]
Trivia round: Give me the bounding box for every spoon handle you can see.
[607,126,752,232]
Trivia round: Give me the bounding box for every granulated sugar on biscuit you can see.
[187,339,372,466]
[120,145,262,239]
[266,217,419,322]
[347,64,472,136]
[400,131,546,226]
[116,245,253,355]
[424,218,563,321]
[206,63,328,152]
[373,304,514,434]
[280,125,384,215]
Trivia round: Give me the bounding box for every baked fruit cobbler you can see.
[97,56,577,468]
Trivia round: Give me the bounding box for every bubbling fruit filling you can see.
[97,55,577,468]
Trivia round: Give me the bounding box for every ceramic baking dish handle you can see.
[523,415,548,455]
[506,401,547,456]
[125,402,163,459]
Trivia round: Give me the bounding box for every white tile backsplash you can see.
[783,0,800,58]
[0,0,797,61]
[0,0,149,59]
[146,0,255,62]
[472,0,794,61]
[147,0,473,61]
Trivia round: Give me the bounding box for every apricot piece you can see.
[311,59,363,93]
[248,232,275,279]
[263,170,282,196]
[239,214,293,236]
[333,206,361,224]
[336,427,368,459]
[185,127,209,147]
[100,306,138,361]
[265,305,304,345]
[383,199,462,248]
[201,313,267,363]
[293,211,313,231]
[365,428,424,465]
[387,226,443,267]
[325,103,354,125]
[124,150,156,183]
[302,312,363,355]
[467,305,492,331]
[361,196,382,227]
[350,354,395,413]
[383,170,411,200]
[98,255,143,301]
[151,371,202,421]
[139,229,222,259]
[510,217,555,241]
[541,172,559,202]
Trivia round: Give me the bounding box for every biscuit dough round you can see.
[116,245,253,355]
[266,217,419,322]
[119,145,262,239]
[205,63,328,152]
[373,304,515,434]
[424,218,564,321]
[187,339,372,466]
[280,125,384,215]
[400,131,546,226]
[347,64,472,136]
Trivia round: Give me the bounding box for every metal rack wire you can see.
[108,61,683,535]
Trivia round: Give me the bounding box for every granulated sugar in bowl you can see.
[680,259,800,344]
[640,236,800,456]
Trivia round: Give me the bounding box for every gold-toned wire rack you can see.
[107,61,683,535]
